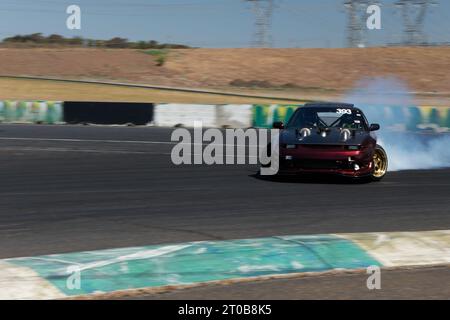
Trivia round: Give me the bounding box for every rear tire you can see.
[370,145,388,181]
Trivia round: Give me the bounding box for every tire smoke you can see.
[343,77,450,171]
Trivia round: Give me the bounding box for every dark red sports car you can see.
[270,102,388,181]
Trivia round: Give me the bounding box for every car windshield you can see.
[287,107,368,130]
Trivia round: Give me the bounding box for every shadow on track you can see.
[250,172,372,185]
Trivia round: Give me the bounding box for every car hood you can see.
[279,127,374,146]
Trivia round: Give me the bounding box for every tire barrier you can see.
[252,104,450,132]
[63,101,154,125]
[252,104,301,128]
[154,104,217,127]
[0,101,449,132]
[153,104,252,128]
[216,104,253,128]
[361,104,450,132]
[0,101,63,124]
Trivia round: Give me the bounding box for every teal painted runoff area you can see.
[7,234,380,296]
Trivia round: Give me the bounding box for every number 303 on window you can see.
[337,108,352,115]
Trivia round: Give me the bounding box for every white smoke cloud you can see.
[343,77,450,171]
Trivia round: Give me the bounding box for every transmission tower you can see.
[245,0,274,47]
[395,0,437,46]
[344,0,370,48]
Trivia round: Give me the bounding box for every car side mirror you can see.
[369,123,380,131]
[273,121,284,129]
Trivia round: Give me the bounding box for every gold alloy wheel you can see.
[372,147,388,179]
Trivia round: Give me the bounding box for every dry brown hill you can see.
[1,47,450,103]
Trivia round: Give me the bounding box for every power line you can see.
[395,0,438,45]
[245,0,275,48]
[343,0,370,48]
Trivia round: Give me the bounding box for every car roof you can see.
[303,102,355,108]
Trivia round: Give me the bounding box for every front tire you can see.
[370,145,388,181]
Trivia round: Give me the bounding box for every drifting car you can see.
[267,102,388,181]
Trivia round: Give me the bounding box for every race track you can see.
[0,124,450,260]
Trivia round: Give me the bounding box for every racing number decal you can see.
[337,108,352,115]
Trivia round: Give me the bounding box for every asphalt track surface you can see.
[134,266,450,300]
[1,124,450,259]
[0,124,449,299]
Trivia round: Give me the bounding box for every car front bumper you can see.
[278,145,374,177]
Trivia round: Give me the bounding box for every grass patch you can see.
[141,49,169,66]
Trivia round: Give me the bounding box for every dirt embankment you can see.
[1,47,449,100]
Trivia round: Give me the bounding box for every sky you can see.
[0,0,449,48]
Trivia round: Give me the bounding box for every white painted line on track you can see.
[0,137,258,148]
[0,147,260,158]
[0,147,163,154]
[0,137,176,145]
